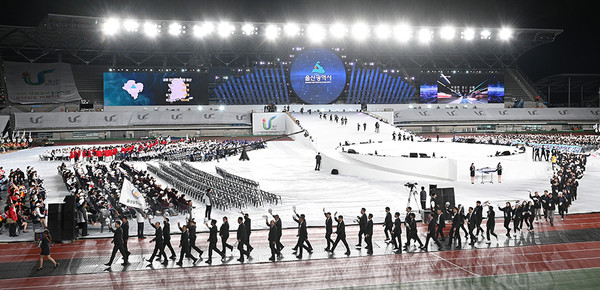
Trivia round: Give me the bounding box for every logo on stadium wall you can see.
[236,114,247,121]
[311,61,326,74]
[527,110,538,115]
[171,113,183,120]
[203,113,215,119]
[474,110,484,116]
[591,110,600,116]
[137,113,149,120]
[498,110,508,115]
[558,110,569,115]
[22,68,56,86]
[262,116,277,130]
[29,116,43,124]
[394,113,400,118]
[104,115,117,122]
[68,115,82,123]
[447,111,456,116]
[418,111,429,116]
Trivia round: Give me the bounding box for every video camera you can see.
[404,182,418,190]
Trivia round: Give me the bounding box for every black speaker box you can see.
[331,169,339,175]
[47,203,63,241]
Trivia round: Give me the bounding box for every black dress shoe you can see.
[104,263,112,266]
[345,251,351,255]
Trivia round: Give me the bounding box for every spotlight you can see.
[330,23,347,39]
[123,19,139,32]
[264,25,278,40]
[193,22,214,38]
[143,22,159,37]
[197,106,203,111]
[375,24,391,39]
[462,28,475,40]
[218,105,225,111]
[480,29,491,39]
[440,26,455,40]
[284,23,300,37]
[418,28,432,43]
[102,18,120,35]
[499,27,513,40]
[169,23,182,36]
[242,23,255,35]
[217,22,235,38]
[394,24,412,42]
[351,23,369,40]
[306,24,326,42]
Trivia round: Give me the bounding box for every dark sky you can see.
[0,0,596,81]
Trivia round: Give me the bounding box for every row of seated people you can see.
[1,166,47,237]
[453,133,600,152]
[39,138,266,163]
[58,161,192,224]
[1,137,33,153]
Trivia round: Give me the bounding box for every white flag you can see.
[119,179,147,209]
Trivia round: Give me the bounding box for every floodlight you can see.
[499,27,513,40]
[394,24,412,42]
[330,23,347,39]
[462,28,475,40]
[169,23,182,36]
[102,18,120,35]
[306,24,326,41]
[143,22,159,37]
[375,24,391,39]
[418,28,432,43]
[480,29,491,39]
[219,105,225,111]
[351,23,369,40]
[264,25,278,40]
[123,19,139,32]
[284,23,300,37]
[242,23,255,35]
[217,22,235,38]
[440,26,455,40]
[193,22,214,38]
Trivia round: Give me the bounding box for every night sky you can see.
[0,0,596,81]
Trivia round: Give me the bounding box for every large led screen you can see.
[104,72,209,106]
[419,72,504,104]
[289,48,347,104]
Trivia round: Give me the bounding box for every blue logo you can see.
[290,48,347,104]
[311,61,326,74]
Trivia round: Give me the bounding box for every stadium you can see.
[1,1,599,289]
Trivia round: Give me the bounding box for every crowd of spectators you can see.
[453,133,600,152]
[1,136,33,153]
[1,166,47,237]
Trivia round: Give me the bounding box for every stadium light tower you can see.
[193,22,214,38]
[499,27,513,40]
[418,28,432,43]
[375,24,391,40]
[440,26,455,40]
[102,18,120,35]
[462,28,475,40]
[351,23,369,41]
[394,24,412,42]
[284,23,300,37]
[217,22,235,38]
[123,19,139,32]
[143,22,159,37]
[168,23,182,36]
[330,23,347,39]
[264,25,279,40]
[307,24,326,42]
[242,23,255,36]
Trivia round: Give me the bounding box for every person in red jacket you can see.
[7,203,18,237]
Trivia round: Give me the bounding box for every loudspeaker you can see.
[429,184,437,196]
[47,203,62,241]
[347,149,357,154]
[433,187,456,209]
[62,195,77,241]
[331,169,339,175]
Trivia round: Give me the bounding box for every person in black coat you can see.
[315,153,322,171]
[365,214,374,254]
[176,224,197,266]
[486,206,498,243]
[356,208,367,248]
[330,215,351,255]
[292,210,313,252]
[323,208,335,251]
[105,220,129,266]
[273,214,284,254]
[405,212,424,250]
[162,215,176,259]
[220,217,233,256]
[470,163,476,184]
[392,212,403,253]
[474,201,484,237]
[383,207,393,242]
[403,207,412,248]
[267,219,279,261]
[38,229,58,269]
[205,219,225,264]
[498,202,513,237]
[241,212,254,253]
[120,216,131,256]
[292,214,312,259]
[422,212,442,251]
[446,207,462,249]
[466,207,476,246]
[236,217,249,262]
[186,219,204,258]
[457,205,469,240]
[146,219,168,265]
[435,208,445,241]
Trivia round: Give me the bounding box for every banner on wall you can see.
[3,61,82,104]
[252,113,287,135]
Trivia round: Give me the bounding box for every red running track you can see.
[3,241,600,289]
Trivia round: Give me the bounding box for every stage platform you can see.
[2,213,600,289]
